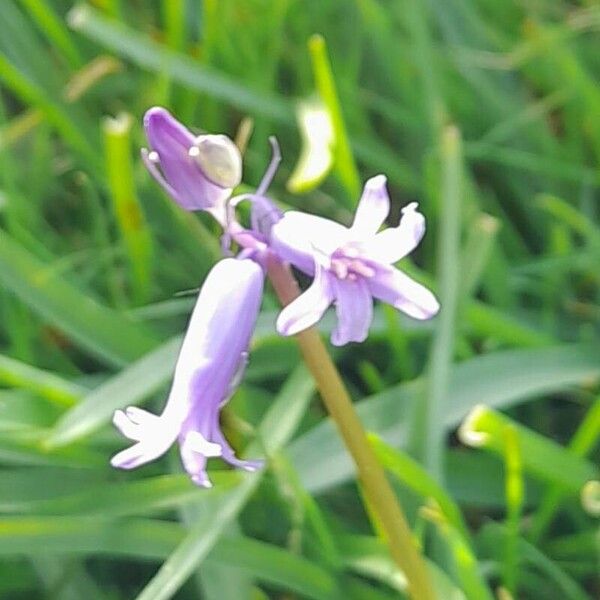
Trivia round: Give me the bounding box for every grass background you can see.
[0,0,598,598]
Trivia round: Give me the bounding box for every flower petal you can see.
[331,278,373,345]
[161,258,264,425]
[111,407,179,469]
[276,265,334,336]
[211,421,264,473]
[362,202,425,264]
[350,175,390,239]
[270,211,349,275]
[111,258,264,484]
[184,431,222,457]
[251,194,283,238]
[110,435,174,470]
[368,267,439,320]
[143,107,231,212]
[179,435,212,488]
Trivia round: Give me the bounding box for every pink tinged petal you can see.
[143,107,232,212]
[330,278,373,346]
[276,264,334,336]
[270,211,349,275]
[368,267,440,320]
[362,202,426,264]
[350,174,391,239]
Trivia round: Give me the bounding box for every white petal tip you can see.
[185,431,223,458]
[110,455,135,470]
[330,331,369,347]
[191,474,213,488]
[239,459,265,472]
[402,202,419,214]
[276,312,302,337]
[112,409,125,424]
[367,174,387,188]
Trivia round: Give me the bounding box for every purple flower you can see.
[141,107,241,222]
[271,175,439,345]
[111,258,264,488]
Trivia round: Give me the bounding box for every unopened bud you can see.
[190,135,242,189]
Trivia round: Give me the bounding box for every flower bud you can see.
[189,134,242,189]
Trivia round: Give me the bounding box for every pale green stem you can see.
[266,256,436,600]
[529,397,600,542]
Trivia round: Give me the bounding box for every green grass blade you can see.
[479,522,590,600]
[502,425,524,596]
[530,396,600,541]
[459,214,500,303]
[47,336,181,447]
[18,0,83,68]
[308,34,360,201]
[369,435,494,600]
[0,53,99,172]
[0,516,338,600]
[369,434,469,540]
[134,366,315,600]
[0,354,85,408]
[103,112,153,304]
[67,4,292,122]
[0,230,158,367]
[292,344,600,492]
[414,125,463,479]
[459,405,598,491]
[4,473,237,518]
[339,534,468,600]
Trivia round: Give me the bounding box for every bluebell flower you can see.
[111,258,264,487]
[272,175,439,345]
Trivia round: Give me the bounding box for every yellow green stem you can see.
[266,256,436,600]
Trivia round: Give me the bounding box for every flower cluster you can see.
[111,107,439,486]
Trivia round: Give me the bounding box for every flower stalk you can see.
[266,255,436,600]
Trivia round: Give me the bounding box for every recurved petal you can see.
[270,211,349,275]
[179,434,212,488]
[368,266,439,320]
[276,264,334,336]
[361,202,425,264]
[211,422,264,473]
[111,406,179,469]
[110,436,173,470]
[350,175,390,239]
[143,107,232,212]
[331,278,373,346]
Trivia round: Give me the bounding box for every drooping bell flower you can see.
[271,175,439,346]
[111,258,264,487]
[141,107,242,223]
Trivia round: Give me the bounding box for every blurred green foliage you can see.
[0,1,598,598]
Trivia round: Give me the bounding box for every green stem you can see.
[529,397,600,542]
[266,256,436,600]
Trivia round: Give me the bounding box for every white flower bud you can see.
[189,134,242,189]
